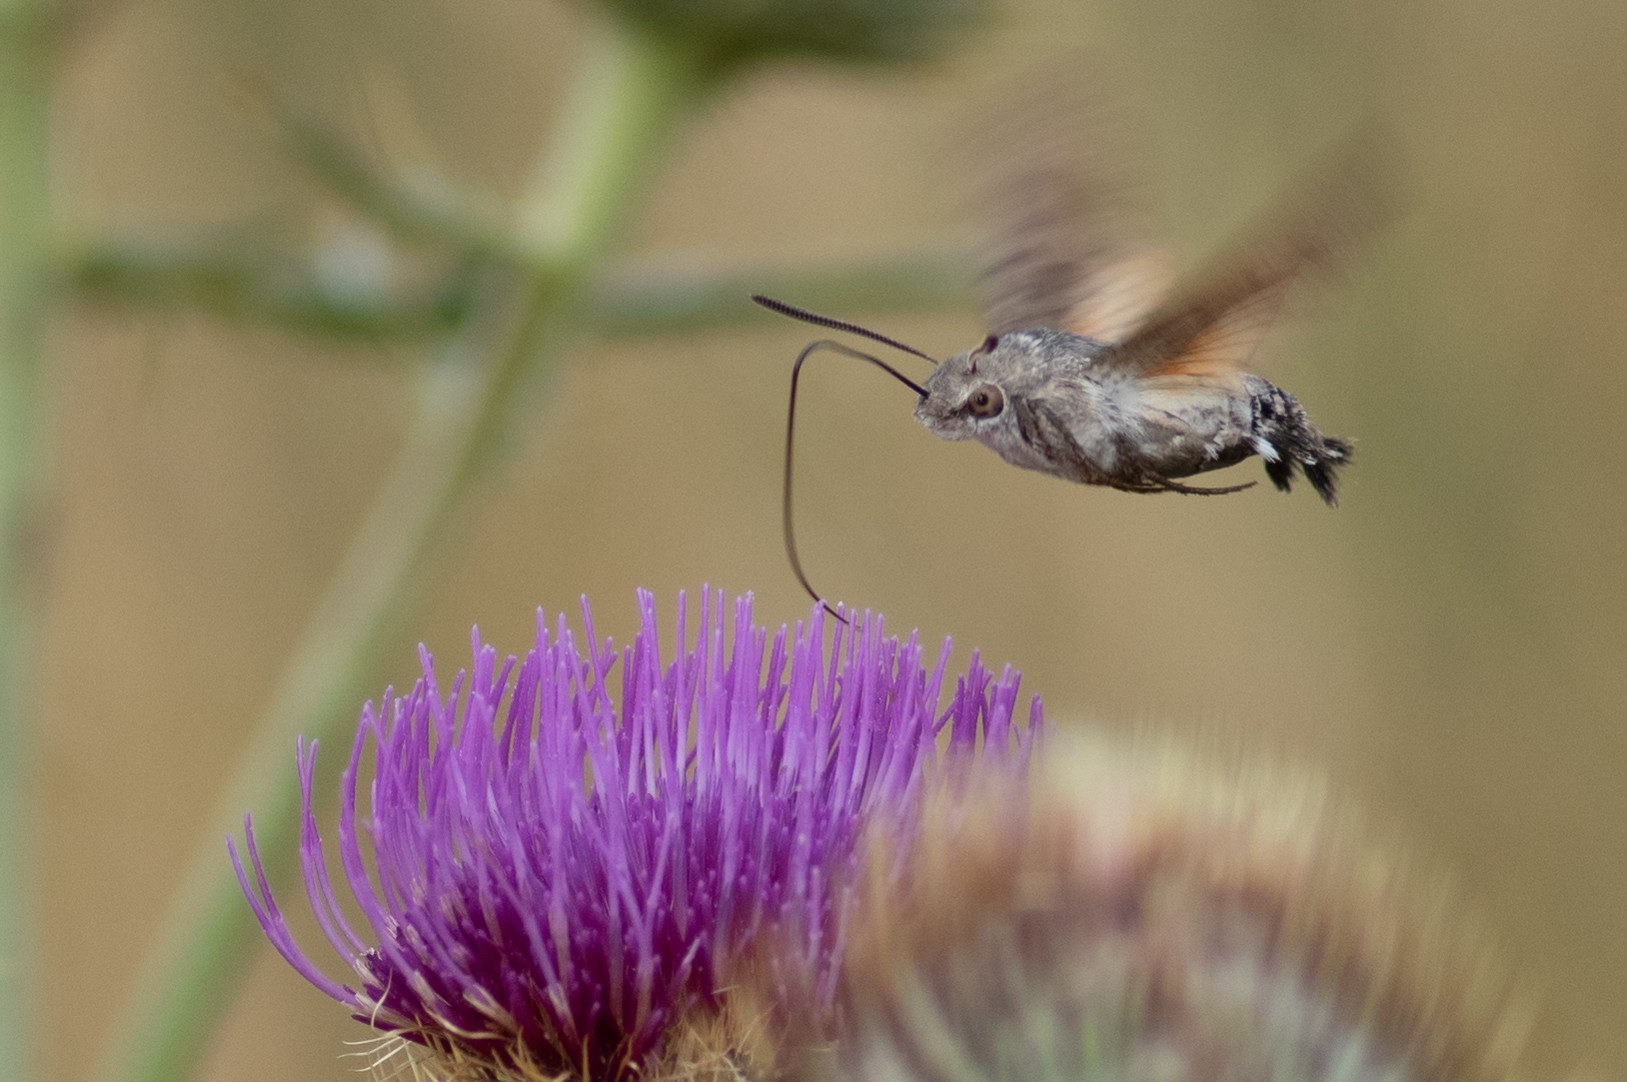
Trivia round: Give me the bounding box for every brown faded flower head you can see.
[801,732,1533,1082]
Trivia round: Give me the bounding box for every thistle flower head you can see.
[231,589,1039,1081]
[817,734,1529,1082]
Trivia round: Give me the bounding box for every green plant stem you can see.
[92,19,717,1082]
[67,240,974,342]
[585,246,973,336]
[275,111,519,260]
[0,0,53,1080]
[68,237,477,340]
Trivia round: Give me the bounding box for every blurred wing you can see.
[977,87,1173,342]
[1100,138,1391,379]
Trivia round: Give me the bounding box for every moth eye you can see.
[967,383,1005,419]
[980,334,1000,353]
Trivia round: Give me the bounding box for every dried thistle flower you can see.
[811,734,1530,1082]
[230,589,1039,1082]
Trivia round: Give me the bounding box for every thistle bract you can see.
[821,737,1524,1082]
[231,589,1038,1081]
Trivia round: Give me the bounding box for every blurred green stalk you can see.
[0,0,53,1078]
[586,248,973,336]
[93,18,717,1082]
[67,241,975,340]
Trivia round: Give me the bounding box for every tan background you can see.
[44,0,1626,1078]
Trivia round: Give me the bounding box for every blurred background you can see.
[41,0,1626,1078]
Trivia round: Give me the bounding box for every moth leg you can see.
[1019,396,1256,496]
[1151,477,1258,495]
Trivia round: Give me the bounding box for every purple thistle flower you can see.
[230,589,1040,1080]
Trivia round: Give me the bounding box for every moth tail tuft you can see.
[1247,377,1352,507]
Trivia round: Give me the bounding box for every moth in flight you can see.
[757,119,1385,615]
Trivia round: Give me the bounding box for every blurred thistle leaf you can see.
[592,0,991,67]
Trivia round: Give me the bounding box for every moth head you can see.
[914,334,1012,440]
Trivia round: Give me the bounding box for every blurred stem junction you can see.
[65,33,971,344]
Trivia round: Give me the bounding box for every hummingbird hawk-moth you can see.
[756,122,1385,616]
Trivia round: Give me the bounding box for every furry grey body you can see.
[914,329,1350,502]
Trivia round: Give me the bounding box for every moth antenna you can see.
[784,340,930,622]
[753,294,940,365]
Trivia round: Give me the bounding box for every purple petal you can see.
[232,588,1040,1079]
